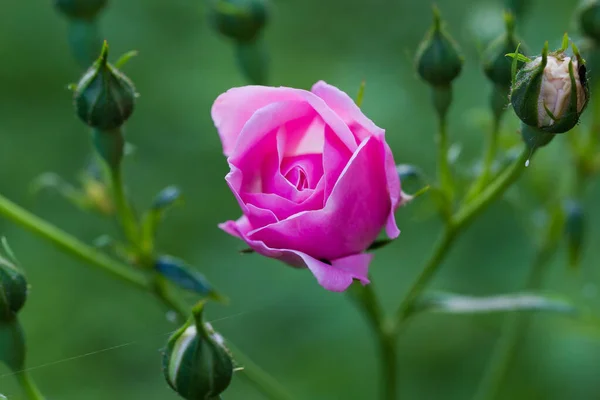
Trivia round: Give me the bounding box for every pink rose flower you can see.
[212,81,406,292]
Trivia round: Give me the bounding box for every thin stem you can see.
[0,193,148,287]
[228,341,295,400]
[465,117,501,202]
[394,226,456,325]
[0,193,291,400]
[453,148,529,228]
[349,284,397,400]
[109,167,140,246]
[393,147,530,330]
[17,371,46,400]
[472,245,555,400]
[437,115,453,198]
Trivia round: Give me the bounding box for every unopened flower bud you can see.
[54,0,107,20]
[580,0,600,43]
[163,303,234,400]
[0,246,28,320]
[74,41,137,130]
[415,6,463,87]
[511,38,589,134]
[482,13,526,88]
[209,0,269,43]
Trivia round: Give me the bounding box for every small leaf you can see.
[1,237,17,264]
[156,256,226,302]
[141,186,183,253]
[543,103,559,121]
[115,50,139,69]
[355,80,366,108]
[410,291,577,316]
[560,32,569,52]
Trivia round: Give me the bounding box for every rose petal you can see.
[212,86,304,157]
[213,85,358,158]
[311,81,385,140]
[248,135,391,260]
[219,217,371,292]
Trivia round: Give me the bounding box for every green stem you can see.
[472,245,555,400]
[109,167,140,246]
[431,85,454,200]
[0,193,148,287]
[453,148,529,228]
[465,116,501,202]
[394,226,456,325]
[0,193,291,400]
[394,147,530,329]
[349,284,397,400]
[17,371,46,400]
[437,115,453,199]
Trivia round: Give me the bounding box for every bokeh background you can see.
[2,0,600,399]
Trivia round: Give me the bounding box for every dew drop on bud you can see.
[525,159,530,167]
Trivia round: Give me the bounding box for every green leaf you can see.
[156,256,227,303]
[410,291,577,316]
[355,80,366,108]
[141,186,183,253]
[560,32,569,52]
[115,50,139,69]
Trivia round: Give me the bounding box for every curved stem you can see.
[393,147,529,330]
[0,193,148,287]
[394,226,456,325]
[349,284,397,400]
[109,167,140,246]
[17,371,46,400]
[465,116,501,202]
[453,148,529,228]
[0,193,291,400]
[437,115,453,199]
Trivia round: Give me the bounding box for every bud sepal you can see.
[510,36,589,134]
[0,239,28,320]
[415,6,464,87]
[73,41,137,131]
[163,302,234,400]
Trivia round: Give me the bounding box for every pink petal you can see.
[212,85,359,158]
[248,135,391,260]
[219,217,371,292]
[311,81,385,139]
[212,86,304,157]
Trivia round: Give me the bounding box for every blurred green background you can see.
[2,0,600,399]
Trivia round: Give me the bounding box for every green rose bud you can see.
[482,13,526,88]
[580,0,600,43]
[163,303,234,400]
[54,0,107,20]
[0,242,28,321]
[209,0,269,43]
[510,37,589,134]
[415,6,463,88]
[74,41,137,131]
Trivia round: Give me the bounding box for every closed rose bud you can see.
[163,303,234,400]
[0,247,28,320]
[54,0,107,20]
[415,6,463,88]
[209,0,269,43]
[580,0,600,43]
[511,38,589,134]
[482,13,526,88]
[74,41,137,131]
